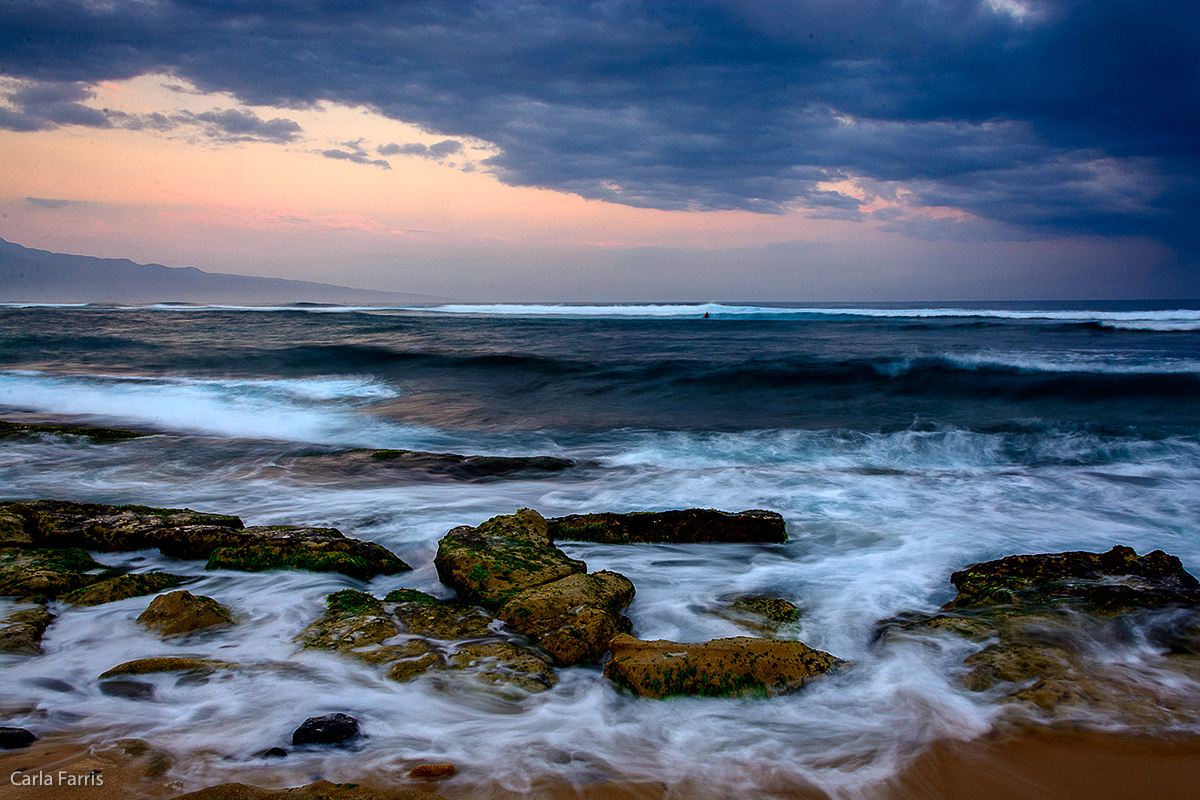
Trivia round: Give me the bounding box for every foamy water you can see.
[1,304,1198,796]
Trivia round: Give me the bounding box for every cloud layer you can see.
[1,0,1196,256]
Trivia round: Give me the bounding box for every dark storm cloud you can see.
[1,0,1196,255]
[1,80,109,130]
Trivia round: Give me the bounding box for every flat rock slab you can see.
[946,544,1200,613]
[175,781,446,800]
[62,571,187,606]
[547,508,787,544]
[605,634,844,698]
[0,499,410,580]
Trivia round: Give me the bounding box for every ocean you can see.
[1,301,1198,797]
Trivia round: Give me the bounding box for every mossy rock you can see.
[497,570,635,666]
[0,605,56,654]
[605,634,845,698]
[62,572,188,606]
[434,509,585,607]
[446,641,557,692]
[0,505,36,547]
[137,590,234,636]
[547,509,787,544]
[10,499,244,555]
[0,420,147,442]
[0,547,112,599]
[206,527,409,580]
[99,656,238,679]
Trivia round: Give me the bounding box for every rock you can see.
[367,449,575,480]
[258,747,288,758]
[205,526,409,580]
[408,763,457,779]
[291,713,360,746]
[435,509,586,607]
[61,571,187,606]
[945,545,1200,614]
[137,590,234,636]
[434,509,636,665]
[548,508,787,544]
[0,419,147,442]
[0,726,37,749]
[0,499,410,580]
[99,656,237,679]
[604,634,844,698]
[878,545,1200,724]
[0,547,112,600]
[0,605,55,654]
[99,679,156,699]
[174,780,446,800]
[300,589,557,692]
[102,738,173,777]
[713,595,802,636]
[497,570,635,665]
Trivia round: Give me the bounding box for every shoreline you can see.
[3,727,1199,800]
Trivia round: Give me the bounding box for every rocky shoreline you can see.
[3,494,1200,796]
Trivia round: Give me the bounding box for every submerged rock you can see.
[604,634,844,698]
[175,780,445,800]
[99,656,238,679]
[435,509,635,665]
[299,588,558,693]
[0,547,112,600]
[0,419,147,443]
[0,726,37,749]
[137,590,233,636]
[0,605,56,654]
[547,508,787,544]
[61,571,187,606]
[881,545,1200,724]
[366,448,575,480]
[710,594,803,636]
[99,679,156,699]
[291,713,360,746]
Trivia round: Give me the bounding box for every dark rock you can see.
[367,449,575,480]
[257,747,288,759]
[945,544,1200,614]
[0,547,112,600]
[291,713,360,747]
[205,526,409,580]
[434,509,635,665]
[137,590,233,636]
[0,726,37,749]
[548,508,787,544]
[99,679,156,699]
[0,419,147,442]
[99,656,237,679]
[408,763,456,779]
[61,571,187,606]
[605,634,844,698]
[0,605,55,654]
[174,780,445,800]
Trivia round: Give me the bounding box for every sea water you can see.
[0,301,1198,797]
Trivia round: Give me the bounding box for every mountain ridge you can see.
[0,238,439,305]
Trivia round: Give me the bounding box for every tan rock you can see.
[605,634,844,698]
[498,570,635,665]
[137,590,233,636]
[99,656,238,679]
[174,780,446,800]
[0,605,55,654]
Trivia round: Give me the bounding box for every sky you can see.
[1,0,1197,302]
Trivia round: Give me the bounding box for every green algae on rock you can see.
[547,508,787,544]
[0,419,148,442]
[61,571,188,606]
[137,590,234,636]
[0,605,56,654]
[604,634,844,698]
[0,499,409,580]
[299,587,558,693]
[434,508,635,665]
[0,547,113,600]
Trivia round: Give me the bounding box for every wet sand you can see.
[3,729,1199,800]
